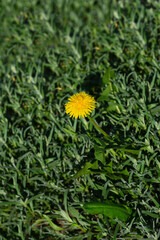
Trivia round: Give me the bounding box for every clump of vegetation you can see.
[0,0,160,239]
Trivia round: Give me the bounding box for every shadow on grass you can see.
[81,72,102,93]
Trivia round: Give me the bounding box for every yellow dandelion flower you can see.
[65,92,96,119]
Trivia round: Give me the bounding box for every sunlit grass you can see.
[0,0,160,239]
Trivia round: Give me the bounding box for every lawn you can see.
[0,0,160,239]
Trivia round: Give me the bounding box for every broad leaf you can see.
[43,215,63,230]
[102,67,115,84]
[67,161,99,182]
[98,68,115,101]
[94,145,105,164]
[97,86,111,101]
[83,200,132,221]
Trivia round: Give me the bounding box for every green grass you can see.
[0,0,160,239]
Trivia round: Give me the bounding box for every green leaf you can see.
[102,67,115,84]
[142,211,159,218]
[118,148,140,155]
[94,145,105,164]
[150,105,160,115]
[97,86,111,101]
[83,201,132,221]
[118,168,129,176]
[103,161,113,173]
[43,215,63,231]
[97,68,115,101]
[63,127,77,136]
[107,102,122,113]
[58,210,73,223]
[67,161,98,182]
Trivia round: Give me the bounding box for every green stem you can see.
[87,115,111,140]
